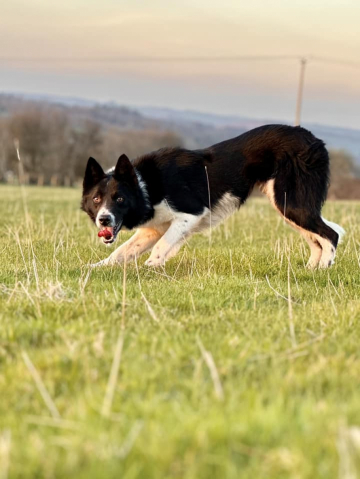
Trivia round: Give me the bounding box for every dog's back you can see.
[205,124,328,203]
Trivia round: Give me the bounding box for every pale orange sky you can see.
[1,0,360,127]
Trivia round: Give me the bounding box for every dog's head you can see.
[81,154,146,245]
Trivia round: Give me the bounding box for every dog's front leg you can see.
[92,228,163,267]
[145,214,200,267]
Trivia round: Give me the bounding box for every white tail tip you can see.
[322,217,345,243]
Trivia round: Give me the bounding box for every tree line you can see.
[0,105,183,186]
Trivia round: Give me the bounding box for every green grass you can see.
[1,184,360,479]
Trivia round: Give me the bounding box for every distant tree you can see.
[0,101,184,185]
[99,128,184,170]
[6,108,51,175]
[329,149,358,178]
[66,120,104,181]
[328,149,360,199]
[0,118,9,181]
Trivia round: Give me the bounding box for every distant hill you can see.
[1,93,360,164]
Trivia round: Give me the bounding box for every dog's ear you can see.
[83,157,105,191]
[114,154,138,184]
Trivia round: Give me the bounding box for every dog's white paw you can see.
[145,255,165,267]
[90,260,108,268]
[90,257,118,267]
[91,255,128,268]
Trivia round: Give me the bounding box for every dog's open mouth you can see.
[97,222,122,245]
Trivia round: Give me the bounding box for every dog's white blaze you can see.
[95,205,115,228]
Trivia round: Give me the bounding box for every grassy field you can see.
[0,184,360,479]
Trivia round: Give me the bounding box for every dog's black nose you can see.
[99,215,112,226]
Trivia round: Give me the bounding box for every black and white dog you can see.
[81,124,344,269]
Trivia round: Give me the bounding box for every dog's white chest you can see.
[140,200,177,233]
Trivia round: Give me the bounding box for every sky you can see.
[1,0,360,128]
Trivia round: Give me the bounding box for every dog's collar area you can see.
[135,169,152,210]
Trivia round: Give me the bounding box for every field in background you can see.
[0,185,360,479]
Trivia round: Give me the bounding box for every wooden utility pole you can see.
[295,57,307,126]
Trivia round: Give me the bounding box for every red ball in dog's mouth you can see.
[98,228,113,240]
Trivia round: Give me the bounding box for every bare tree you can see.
[328,149,360,199]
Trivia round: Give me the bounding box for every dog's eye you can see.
[116,197,124,204]
[93,197,101,204]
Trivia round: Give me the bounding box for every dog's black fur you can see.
[82,124,343,267]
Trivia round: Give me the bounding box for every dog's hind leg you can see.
[318,217,345,267]
[299,232,323,269]
[285,216,338,269]
[261,179,341,269]
[309,217,345,268]
[91,228,163,267]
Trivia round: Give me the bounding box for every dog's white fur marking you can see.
[300,234,323,269]
[197,193,240,231]
[142,200,177,230]
[322,217,345,243]
[261,179,344,268]
[317,217,345,267]
[95,205,115,228]
[135,169,151,209]
[212,193,241,224]
[145,212,205,266]
[141,194,240,266]
[315,235,335,268]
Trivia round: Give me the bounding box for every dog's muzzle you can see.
[98,221,122,244]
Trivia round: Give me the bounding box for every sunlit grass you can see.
[0,185,360,478]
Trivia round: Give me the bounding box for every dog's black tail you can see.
[274,136,330,212]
